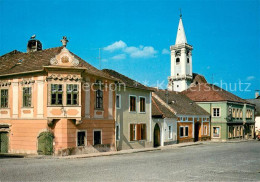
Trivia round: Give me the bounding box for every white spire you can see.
[175,16,187,45]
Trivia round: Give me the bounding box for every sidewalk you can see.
[59,141,207,159]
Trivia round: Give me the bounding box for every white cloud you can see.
[101,58,108,62]
[246,76,255,81]
[207,66,210,69]
[124,46,157,58]
[111,54,126,60]
[103,40,158,59]
[162,48,170,55]
[103,40,127,52]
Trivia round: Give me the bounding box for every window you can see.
[77,131,86,146]
[168,125,173,139]
[93,130,101,145]
[213,108,220,117]
[67,84,78,105]
[187,58,190,63]
[0,89,8,108]
[140,97,146,113]
[129,96,136,112]
[116,94,121,109]
[23,87,32,107]
[116,124,120,141]
[236,109,239,118]
[51,84,63,105]
[213,127,220,138]
[185,126,189,137]
[130,124,146,141]
[95,90,103,109]
[204,125,207,135]
[180,126,188,137]
[176,58,180,64]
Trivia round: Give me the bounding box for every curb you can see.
[60,148,161,159]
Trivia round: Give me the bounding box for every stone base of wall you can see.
[116,141,153,151]
[177,138,194,143]
[199,136,211,141]
[164,140,177,146]
[56,144,116,156]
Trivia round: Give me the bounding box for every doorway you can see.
[154,123,160,147]
[0,132,8,153]
[194,122,200,142]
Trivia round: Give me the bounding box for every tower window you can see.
[187,58,190,63]
[176,58,180,64]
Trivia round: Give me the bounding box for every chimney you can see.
[256,90,259,99]
[61,36,69,47]
[27,35,42,53]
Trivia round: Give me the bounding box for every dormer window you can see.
[176,58,180,64]
[187,58,190,63]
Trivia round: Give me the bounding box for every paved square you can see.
[0,141,259,181]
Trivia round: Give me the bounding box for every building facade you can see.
[102,69,153,150]
[183,84,255,141]
[152,89,210,145]
[0,37,116,155]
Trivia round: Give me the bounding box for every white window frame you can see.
[116,123,120,141]
[93,129,102,145]
[116,94,121,109]
[76,130,87,147]
[129,95,137,112]
[212,107,221,117]
[139,96,146,113]
[168,125,173,139]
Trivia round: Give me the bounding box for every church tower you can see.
[168,14,193,92]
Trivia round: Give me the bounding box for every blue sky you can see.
[0,0,259,99]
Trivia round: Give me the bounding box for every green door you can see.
[0,132,8,153]
[37,132,54,155]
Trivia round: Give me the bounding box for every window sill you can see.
[95,108,104,111]
[129,111,137,113]
[139,112,146,114]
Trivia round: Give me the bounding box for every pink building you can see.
[0,36,116,155]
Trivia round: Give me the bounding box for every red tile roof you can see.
[0,47,113,79]
[182,83,250,104]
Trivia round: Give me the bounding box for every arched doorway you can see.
[194,122,201,142]
[0,132,8,153]
[154,123,160,147]
[37,131,54,155]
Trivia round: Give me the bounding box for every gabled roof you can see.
[152,97,177,118]
[102,69,153,91]
[182,83,250,104]
[246,99,260,116]
[0,47,113,79]
[153,89,209,116]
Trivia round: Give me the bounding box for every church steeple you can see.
[168,13,193,92]
[175,15,187,45]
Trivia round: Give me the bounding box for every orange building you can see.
[0,37,116,155]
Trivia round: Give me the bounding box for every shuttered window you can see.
[129,96,136,112]
[140,97,145,113]
[130,124,146,141]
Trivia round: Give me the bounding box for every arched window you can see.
[187,58,190,63]
[176,58,180,64]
